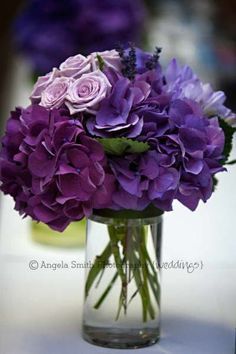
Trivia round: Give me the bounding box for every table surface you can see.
[0,59,236,354]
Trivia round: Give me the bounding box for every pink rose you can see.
[40,77,73,109]
[59,54,91,78]
[30,68,61,103]
[89,50,121,71]
[65,70,111,114]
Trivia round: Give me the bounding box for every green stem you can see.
[108,224,128,314]
[140,240,160,306]
[129,250,148,322]
[85,219,161,323]
[85,242,111,298]
[94,271,119,309]
[138,230,156,320]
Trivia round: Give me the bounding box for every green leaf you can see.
[225,159,236,165]
[212,176,218,192]
[219,118,236,164]
[97,137,150,156]
[96,54,105,71]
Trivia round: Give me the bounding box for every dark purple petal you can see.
[179,127,207,152]
[183,158,204,174]
[28,145,56,178]
[33,204,59,223]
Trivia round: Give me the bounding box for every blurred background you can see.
[0,1,235,353]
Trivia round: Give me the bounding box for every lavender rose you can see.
[30,68,61,103]
[59,54,91,78]
[65,70,111,114]
[40,77,73,109]
[89,50,121,71]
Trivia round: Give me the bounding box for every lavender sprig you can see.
[145,47,162,70]
[116,43,137,80]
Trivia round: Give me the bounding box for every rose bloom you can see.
[59,54,91,78]
[40,77,73,109]
[65,70,111,114]
[30,68,61,103]
[89,49,121,71]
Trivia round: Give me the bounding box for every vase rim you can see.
[89,205,163,225]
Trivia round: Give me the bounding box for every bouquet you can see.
[1,46,235,323]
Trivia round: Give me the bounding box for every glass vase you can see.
[82,210,163,349]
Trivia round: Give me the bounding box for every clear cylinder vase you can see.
[82,210,163,349]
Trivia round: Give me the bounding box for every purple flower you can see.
[65,70,112,114]
[59,54,91,78]
[110,151,179,211]
[88,50,122,72]
[40,77,73,109]
[30,51,118,108]
[30,68,61,103]
[86,77,151,138]
[164,59,236,126]
[0,105,115,231]
[108,97,225,212]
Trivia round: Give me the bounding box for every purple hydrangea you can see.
[85,67,168,139]
[163,59,236,126]
[86,77,151,138]
[110,151,179,211]
[0,105,115,231]
[109,98,225,211]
